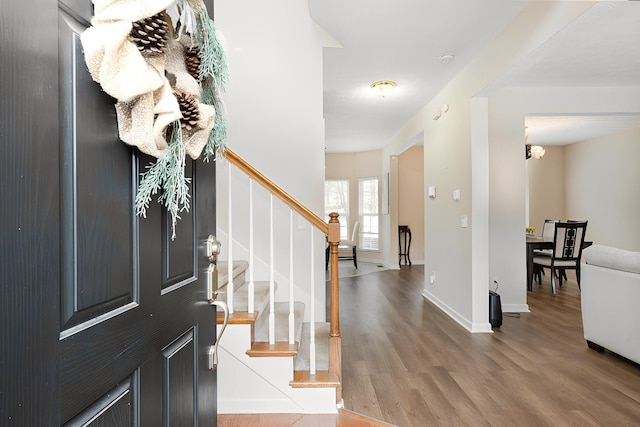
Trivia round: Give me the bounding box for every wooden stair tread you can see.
[217,310,258,325]
[290,370,340,388]
[246,341,299,357]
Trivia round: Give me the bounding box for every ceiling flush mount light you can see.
[370,80,396,97]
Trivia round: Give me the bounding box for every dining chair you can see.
[555,219,588,281]
[533,219,559,284]
[541,219,560,239]
[338,221,360,268]
[533,221,588,294]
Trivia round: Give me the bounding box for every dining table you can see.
[525,235,593,291]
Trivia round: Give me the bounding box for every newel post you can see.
[328,212,341,337]
[327,212,342,402]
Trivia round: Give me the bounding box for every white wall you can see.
[325,146,427,267]
[565,127,640,251]
[380,2,594,332]
[398,146,425,264]
[527,128,640,251]
[488,87,640,314]
[527,145,565,231]
[486,91,529,314]
[325,150,384,263]
[528,128,640,252]
[214,0,327,321]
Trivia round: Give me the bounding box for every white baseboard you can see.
[470,322,493,333]
[501,303,530,313]
[357,256,386,265]
[356,257,425,268]
[422,289,493,334]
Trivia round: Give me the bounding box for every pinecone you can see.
[174,90,200,131]
[184,47,201,80]
[130,12,169,54]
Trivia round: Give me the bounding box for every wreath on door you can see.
[81,0,229,238]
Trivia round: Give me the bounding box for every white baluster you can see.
[309,227,316,375]
[227,165,234,314]
[268,194,275,345]
[248,179,255,314]
[289,210,294,345]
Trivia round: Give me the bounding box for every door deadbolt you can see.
[206,235,221,262]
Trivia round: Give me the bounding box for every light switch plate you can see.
[460,215,468,228]
[453,189,461,201]
[428,185,436,199]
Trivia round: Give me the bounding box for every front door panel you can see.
[1,0,217,423]
[57,1,217,425]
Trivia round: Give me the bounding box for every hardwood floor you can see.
[217,408,395,426]
[341,266,640,426]
[218,266,640,426]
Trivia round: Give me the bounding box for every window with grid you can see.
[324,179,349,240]
[358,177,379,250]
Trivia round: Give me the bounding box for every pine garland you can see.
[135,122,191,239]
[130,1,229,238]
[195,8,229,159]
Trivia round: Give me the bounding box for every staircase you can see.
[214,149,343,414]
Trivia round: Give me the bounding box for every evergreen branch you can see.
[136,155,169,218]
[195,9,229,91]
[201,80,228,161]
[135,122,191,239]
[160,124,191,239]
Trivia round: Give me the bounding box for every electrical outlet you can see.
[430,272,436,284]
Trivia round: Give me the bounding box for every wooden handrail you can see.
[224,149,329,235]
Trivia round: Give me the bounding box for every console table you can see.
[398,225,412,266]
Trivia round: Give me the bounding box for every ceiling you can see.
[525,115,640,146]
[309,1,640,152]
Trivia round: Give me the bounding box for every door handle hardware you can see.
[209,290,224,304]
[205,234,226,370]
[206,263,218,301]
[209,299,228,371]
[206,235,221,262]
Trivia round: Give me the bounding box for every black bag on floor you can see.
[489,290,502,328]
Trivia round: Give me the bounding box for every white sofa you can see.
[581,244,640,364]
